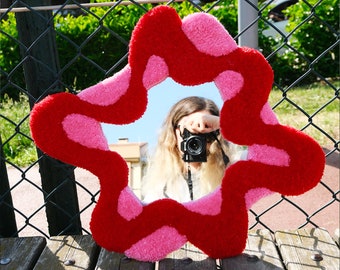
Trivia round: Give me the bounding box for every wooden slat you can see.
[33,235,100,270]
[95,249,155,270]
[275,228,340,270]
[221,229,284,269]
[158,242,217,270]
[0,237,46,270]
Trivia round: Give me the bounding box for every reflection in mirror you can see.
[103,78,244,201]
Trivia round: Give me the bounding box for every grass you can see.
[268,81,339,149]
[0,95,37,167]
[0,82,339,167]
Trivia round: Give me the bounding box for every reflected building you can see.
[109,138,148,199]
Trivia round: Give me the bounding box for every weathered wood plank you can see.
[159,242,217,270]
[0,237,46,270]
[221,229,284,270]
[95,249,155,270]
[33,235,99,270]
[275,228,340,270]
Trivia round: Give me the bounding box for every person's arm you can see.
[178,111,220,134]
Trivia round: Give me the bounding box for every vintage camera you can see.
[180,128,218,162]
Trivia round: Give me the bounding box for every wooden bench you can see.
[0,228,339,270]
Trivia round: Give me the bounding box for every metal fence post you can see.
[238,0,258,49]
[0,135,18,237]
[15,0,82,236]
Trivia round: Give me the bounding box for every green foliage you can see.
[0,13,23,101]
[0,0,338,95]
[288,0,338,77]
[54,3,151,91]
[0,95,37,166]
[271,0,339,85]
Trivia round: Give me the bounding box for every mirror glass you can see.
[102,77,222,151]
[102,78,225,201]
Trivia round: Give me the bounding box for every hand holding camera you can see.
[180,128,219,162]
[178,111,220,163]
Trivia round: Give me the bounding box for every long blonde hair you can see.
[142,96,235,201]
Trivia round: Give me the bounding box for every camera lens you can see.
[187,137,203,155]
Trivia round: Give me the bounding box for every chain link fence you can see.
[0,0,339,239]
